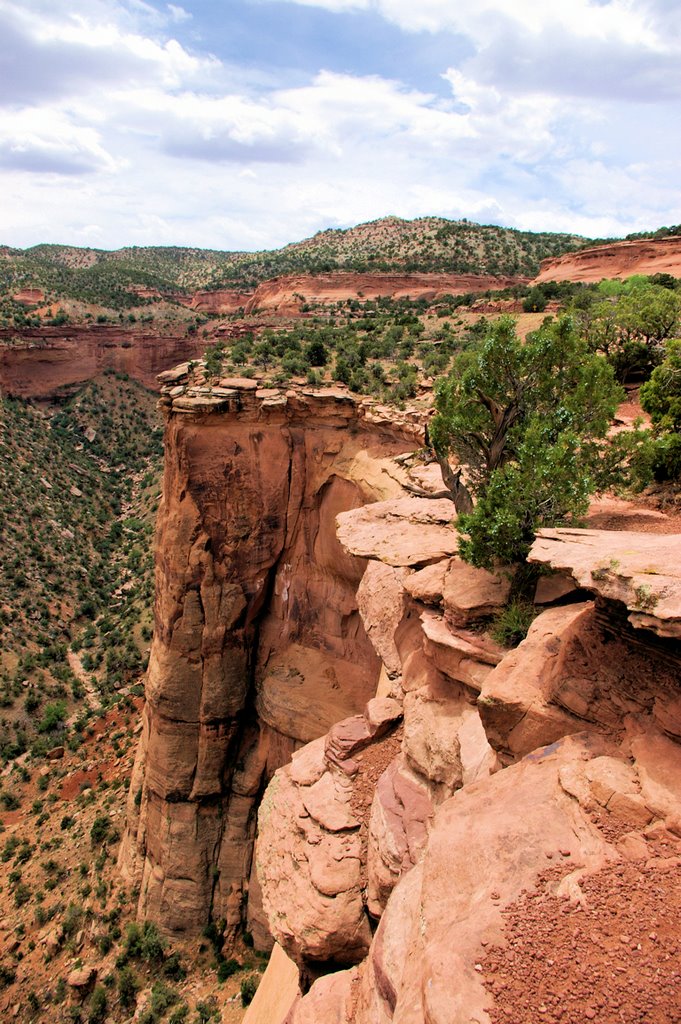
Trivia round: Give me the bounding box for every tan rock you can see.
[242,943,299,1024]
[356,562,411,676]
[534,571,579,605]
[478,602,595,760]
[529,528,681,638]
[337,497,458,567]
[420,610,504,692]
[301,772,358,832]
[67,966,96,989]
[367,755,435,918]
[257,767,370,965]
[293,735,614,1024]
[632,731,681,834]
[442,558,512,626]
[404,559,450,606]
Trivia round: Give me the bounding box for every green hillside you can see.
[0,374,163,760]
[0,217,595,308]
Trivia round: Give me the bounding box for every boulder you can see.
[442,559,512,626]
[337,497,458,567]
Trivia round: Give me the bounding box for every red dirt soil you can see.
[482,833,681,1024]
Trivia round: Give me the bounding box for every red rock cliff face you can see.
[0,326,205,396]
[118,377,427,941]
[534,234,681,283]
[243,271,525,315]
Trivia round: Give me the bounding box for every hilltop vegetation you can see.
[0,217,592,308]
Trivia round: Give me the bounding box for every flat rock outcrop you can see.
[529,528,681,637]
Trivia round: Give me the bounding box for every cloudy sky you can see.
[1,0,680,251]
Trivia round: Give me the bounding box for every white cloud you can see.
[1,0,680,250]
[167,4,191,22]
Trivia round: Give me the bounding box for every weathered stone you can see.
[530,528,681,638]
[442,558,512,626]
[337,497,458,567]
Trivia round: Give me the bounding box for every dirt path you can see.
[67,649,101,720]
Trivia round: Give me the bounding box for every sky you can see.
[1,0,680,251]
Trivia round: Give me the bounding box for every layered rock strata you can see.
[0,325,206,396]
[534,233,681,284]
[254,515,681,1023]
[119,374,431,941]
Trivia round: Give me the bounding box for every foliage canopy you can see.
[430,315,623,567]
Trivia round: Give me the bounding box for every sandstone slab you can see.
[530,528,681,638]
[337,497,458,567]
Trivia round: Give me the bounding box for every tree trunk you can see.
[436,454,474,514]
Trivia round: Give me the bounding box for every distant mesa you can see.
[535,233,681,283]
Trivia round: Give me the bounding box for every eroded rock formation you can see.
[118,375,431,942]
[0,325,206,396]
[253,515,681,1024]
[119,370,681,1023]
[241,272,525,316]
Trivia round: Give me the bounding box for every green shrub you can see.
[88,986,107,1024]
[240,976,259,1007]
[89,815,111,846]
[490,601,537,647]
[217,958,240,983]
[37,700,67,733]
[150,979,179,1014]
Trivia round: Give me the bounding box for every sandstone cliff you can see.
[251,512,681,1023]
[0,325,206,396]
[241,272,525,316]
[118,374,433,944]
[120,376,681,1024]
[534,234,681,283]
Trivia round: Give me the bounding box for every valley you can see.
[0,218,679,1024]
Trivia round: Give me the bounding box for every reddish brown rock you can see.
[0,325,206,396]
[534,571,579,605]
[366,754,435,917]
[420,610,505,692]
[534,234,681,284]
[404,559,450,606]
[292,735,617,1024]
[478,603,595,761]
[356,562,411,677]
[242,271,524,316]
[119,382,424,940]
[336,497,458,567]
[529,528,681,638]
[442,558,512,627]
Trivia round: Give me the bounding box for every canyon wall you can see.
[241,272,526,316]
[0,326,205,397]
[117,370,681,1022]
[118,375,430,943]
[534,234,681,283]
